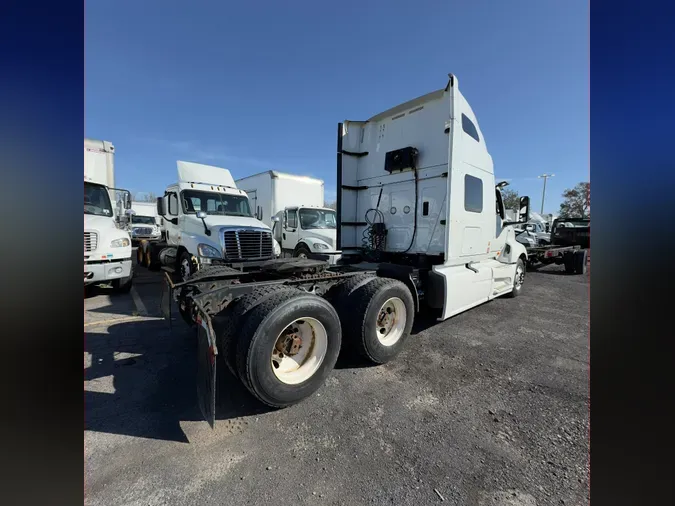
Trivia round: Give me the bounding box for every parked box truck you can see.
[84,138,134,291]
[235,171,341,263]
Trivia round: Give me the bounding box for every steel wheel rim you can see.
[376,297,406,347]
[181,258,191,281]
[297,252,307,259]
[271,317,328,385]
[515,264,525,289]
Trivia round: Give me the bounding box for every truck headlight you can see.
[273,239,281,257]
[110,238,130,248]
[313,243,329,250]
[198,243,221,258]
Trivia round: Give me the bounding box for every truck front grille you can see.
[223,230,273,261]
[84,232,98,252]
[134,227,153,236]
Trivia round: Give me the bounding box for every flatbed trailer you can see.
[526,244,588,274]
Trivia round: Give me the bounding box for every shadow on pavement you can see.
[85,319,272,443]
[84,284,129,299]
[85,304,440,441]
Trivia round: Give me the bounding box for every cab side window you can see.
[464,175,483,213]
[167,193,179,216]
[287,210,297,228]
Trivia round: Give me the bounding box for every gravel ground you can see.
[85,258,589,506]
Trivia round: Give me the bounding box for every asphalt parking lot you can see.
[85,254,589,506]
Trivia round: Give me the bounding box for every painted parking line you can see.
[83,315,163,328]
[130,285,148,316]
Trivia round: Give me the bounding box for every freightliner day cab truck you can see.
[84,138,134,292]
[129,201,161,248]
[137,161,282,279]
[160,74,531,427]
[235,171,341,263]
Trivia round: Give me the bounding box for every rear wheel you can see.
[334,277,414,364]
[235,289,342,407]
[211,286,292,378]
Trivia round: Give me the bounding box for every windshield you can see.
[84,182,113,217]
[299,208,336,230]
[181,190,252,217]
[132,215,156,225]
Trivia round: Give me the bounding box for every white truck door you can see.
[163,190,181,245]
[282,208,300,252]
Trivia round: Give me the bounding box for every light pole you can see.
[537,173,554,215]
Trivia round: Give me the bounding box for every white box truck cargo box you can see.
[236,171,340,262]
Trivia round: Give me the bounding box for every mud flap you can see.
[160,272,173,327]
[195,306,218,428]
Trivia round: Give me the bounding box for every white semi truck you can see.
[161,74,531,427]
[129,201,161,248]
[235,171,341,263]
[137,161,281,279]
[84,138,134,292]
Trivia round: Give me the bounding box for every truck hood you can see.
[84,214,131,257]
[302,228,337,248]
[197,215,271,231]
[85,214,120,232]
[181,215,272,242]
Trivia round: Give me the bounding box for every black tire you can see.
[146,244,161,271]
[574,249,588,274]
[293,244,312,259]
[178,250,197,281]
[505,257,525,298]
[212,286,293,379]
[235,289,342,407]
[323,272,377,304]
[136,245,145,267]
[334,277,414,364]
[563,251,575,274]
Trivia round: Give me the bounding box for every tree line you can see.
[502,182,589,219]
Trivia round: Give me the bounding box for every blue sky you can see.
[85,0,588,214]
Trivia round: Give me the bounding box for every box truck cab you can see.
[138,161,281,280]
[235,171,341,263]
[278,205,338,261]
[84,139,134,292]
[129,201,161,246]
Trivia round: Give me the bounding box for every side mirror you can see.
[196,211,207,219]
[519,196,530,223]
[124,192,132,210]
[156,197,166,216]
[256,206,263,221]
